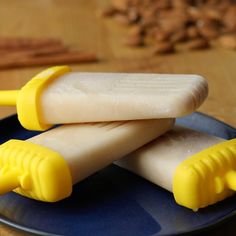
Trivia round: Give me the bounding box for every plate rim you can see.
[0,112,235,236]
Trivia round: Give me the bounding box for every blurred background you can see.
[0,0,235,127]
[0,0,236,235]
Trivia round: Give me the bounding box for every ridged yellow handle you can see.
[0,90,19,106]
[0,66,70,131]
[173,138,236,211]
[0,139,72,202]
[17,65,71,130]
[0,168,21,194]
[226,170,236,191]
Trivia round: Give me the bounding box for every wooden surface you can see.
[0,0,235,235]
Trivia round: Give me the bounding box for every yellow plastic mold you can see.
[173,138,236,211]
[0,65,70,131]
[0,139,72,202]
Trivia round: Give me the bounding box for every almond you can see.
[155,30,171,42]
[187,26,200,39]
[123,35,144,47]
[129,25,144,36]
[153,42,175,54]
[219,35,236,50]
[114,14,130,25]
[100,7,117,17]
[223,6,236,32]
[171,29,187,43]
[187,38,210,50]
[111,0,129,12]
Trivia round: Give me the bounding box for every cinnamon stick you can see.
[0,51,97,69]
[0,37,63,50]
[0,44,69,57]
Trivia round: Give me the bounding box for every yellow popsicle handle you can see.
[173,138,236,210]
[0,168,21,194]
[0,66,70,131]
[0,90,19,106]
[226,170,236,191]
[17,65,71,130]
[0,139,72,202]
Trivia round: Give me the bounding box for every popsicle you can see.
[0,66,208,130]
[115,126,236,211]
[0,118,174,202]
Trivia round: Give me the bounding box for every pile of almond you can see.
[102,0,236,54]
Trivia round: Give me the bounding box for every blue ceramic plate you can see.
[0,113,235,236]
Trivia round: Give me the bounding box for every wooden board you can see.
[0,0,235,235]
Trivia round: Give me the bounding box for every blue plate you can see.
[0,113,235,236]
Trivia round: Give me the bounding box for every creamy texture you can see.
[40,72,208,124]
[28,119,174,184]
[115,126,224,192]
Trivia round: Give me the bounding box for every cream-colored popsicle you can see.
[40,71,208,124]
[0,66,208,131]
[115,126,236,210]
[29,119,173,184]
[0,118,174,202]
[116,126,223,191]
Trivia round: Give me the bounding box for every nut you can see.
[187,26,200,39]
[155,30,171,42]
[187,38,210,50]
[223,6,236,32]
[114,14,130,25]
[129,25,144,36]
[219,35,236,49]
[112,0,129,11]
[99,7,117,17]
[171,29,187,43]
[123,35,144,47]
[153,42,175,54]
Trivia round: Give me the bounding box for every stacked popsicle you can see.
[0,65,235,211]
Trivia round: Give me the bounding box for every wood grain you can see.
[0,0,235,235]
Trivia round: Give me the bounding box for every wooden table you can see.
[0,0,235,235]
